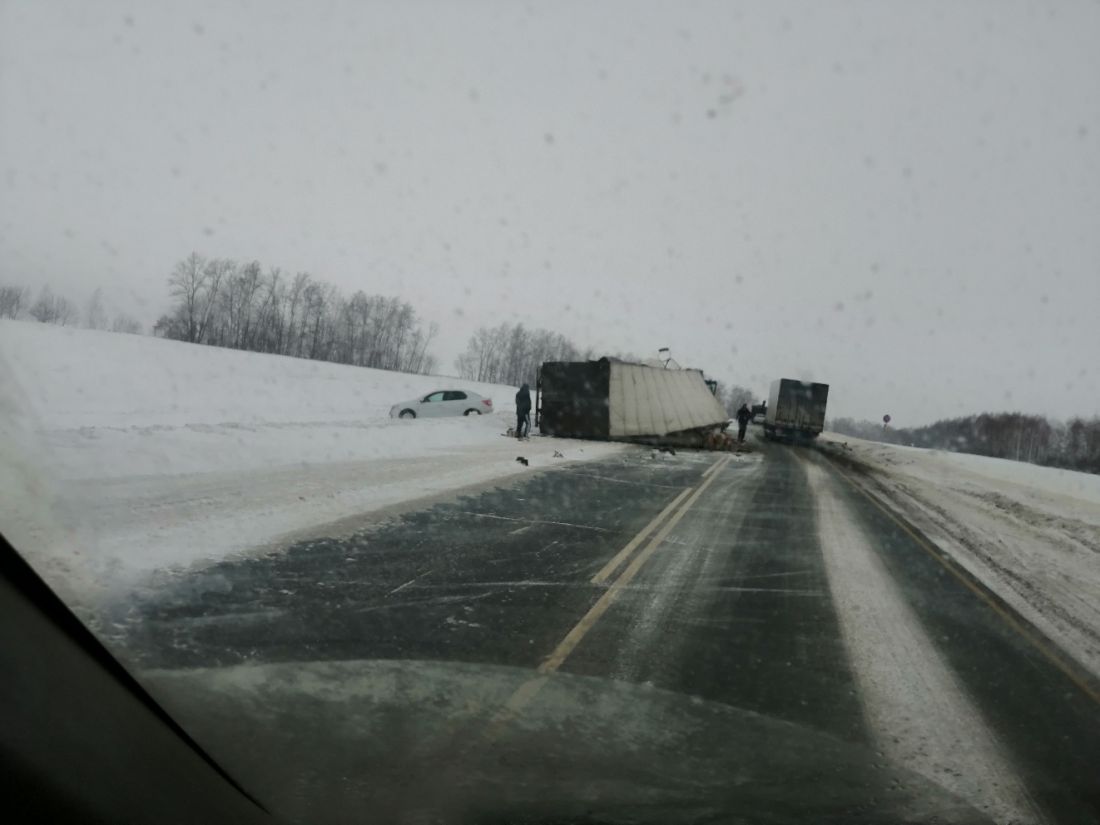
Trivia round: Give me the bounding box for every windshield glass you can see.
[2,2,1099,823]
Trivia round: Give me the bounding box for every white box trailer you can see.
[763,379,829,440]
[538,358,729,444]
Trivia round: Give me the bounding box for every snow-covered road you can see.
[119,438,1098,822]
[46,429,625,606]
[6,321,1098,820]
[804,457,1043,823]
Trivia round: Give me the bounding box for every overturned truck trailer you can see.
[537,358,729,446]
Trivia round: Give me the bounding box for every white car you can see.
[389,390,494,419]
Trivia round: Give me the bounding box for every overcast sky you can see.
[2,0,1098,424]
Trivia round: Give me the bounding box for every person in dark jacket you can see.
[515,383,532,439]
[735,403,752,443]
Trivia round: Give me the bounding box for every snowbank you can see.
[822,432,1100,680]
[824,434,1100,524]
[0,321,627,608]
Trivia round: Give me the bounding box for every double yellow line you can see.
[589,488,692,585]
[484,454,731,733]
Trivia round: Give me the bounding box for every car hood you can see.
[142,659,996,825]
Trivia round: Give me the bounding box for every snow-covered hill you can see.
[2,319,541,479]
[0,320,625,608]
[3,318,518,436]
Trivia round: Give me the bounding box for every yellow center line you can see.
[591,454,725,584]
[700,455,723,478]
[823,455,1100,708]
[484,454,732,734]
[590,487,692,585]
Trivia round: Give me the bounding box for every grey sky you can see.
[2,0,1098,424]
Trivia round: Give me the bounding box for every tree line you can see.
[154,253,439,374]
[829,412,1100,474]
[6,261,758,404]
[0,283,143,333]
[454,322,593,387]
[452,323,759,407]
[712,381,758,417]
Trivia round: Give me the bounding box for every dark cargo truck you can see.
[763,379,829,440]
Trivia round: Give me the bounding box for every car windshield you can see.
[2,2,1099,823]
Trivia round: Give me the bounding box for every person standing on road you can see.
[515,383,532,439]
[736,402,752,444]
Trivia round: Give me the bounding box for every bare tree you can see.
[723,384,757,415]
[153,314,183,338]
[166,253,210,342]
[456,322,585,386]
[166,252,230,343]
[29,286,78,325]
[420,353,439,375]
[111,313,143,334]
[160,253,439,376]
[252,267,285,353]
[301,280,333,360]
[56,296,78,326]
[410,321,439,374]
[85,288,108,330]
[29,285,56,322]
[198,257,231,343]
[0,284,30,319]
[283,272,310,357]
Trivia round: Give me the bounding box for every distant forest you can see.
[453,322,592,388]
[829,413,1100,475]
[0,283,142,333]
[153,253,440,375]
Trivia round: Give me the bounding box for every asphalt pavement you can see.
[122,432,1100,824]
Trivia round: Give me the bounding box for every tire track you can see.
[802,457,1044,824]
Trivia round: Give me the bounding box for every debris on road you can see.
[516,457,529,466]
[702,428,755,453]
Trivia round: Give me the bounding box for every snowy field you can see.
[821,432,1100,681]
[0,321,627,609]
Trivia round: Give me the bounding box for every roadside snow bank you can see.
[0,321,627,609]
[821,432,1100,681]
[824,434,1100,525]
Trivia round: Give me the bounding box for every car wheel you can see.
[464,409,481,416]
[399,410,416,419]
